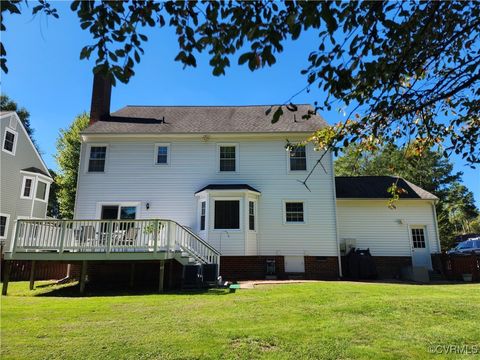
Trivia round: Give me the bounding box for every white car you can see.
[448,238,480,255]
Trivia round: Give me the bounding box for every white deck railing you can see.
[12,219,220,264]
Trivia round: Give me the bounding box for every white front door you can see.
[284,256,305,273]
[410,226,432,269]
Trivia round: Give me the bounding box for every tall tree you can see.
[55,113,89,219]
[335,145,479,249]
[0,94,39,149]
[2,1,478,165]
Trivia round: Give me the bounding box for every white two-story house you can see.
[2,75,441,292]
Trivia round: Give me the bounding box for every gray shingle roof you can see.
[335,176,438,200]
[83,105,327,134]
[22,167,52,178]
[195,184,261,194]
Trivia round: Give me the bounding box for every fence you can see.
[432,252,480,282]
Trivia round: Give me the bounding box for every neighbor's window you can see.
[219,145,236,172]
[88,146,107,172]
[3,128,16,154]
[285,202,304,223]
[155,144,169,165]
[289,145,306,171]
[0,214,9,239]
[249,201,255,231]
[200,201,206,231]
[35,180,48,201]
[22,177,34,198]
[214,200,240,229]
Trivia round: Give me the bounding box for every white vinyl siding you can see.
[75,138,337,256]
[336,199,440,256]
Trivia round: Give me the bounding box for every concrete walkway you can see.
[239,280,322,289]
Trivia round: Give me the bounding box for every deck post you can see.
[129,263,135,288]
[79,260,87,294]
[2,261,12,296]
[158,260,165,293]
[153,220,158,253]
[59,222,66,253]
[29,260,36,290]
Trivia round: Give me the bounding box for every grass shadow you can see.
[31,281,232,297]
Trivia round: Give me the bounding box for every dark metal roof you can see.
[195,184,261,194]
[21,167,52,178]
[83,104,328,134]
[335,176,437,200]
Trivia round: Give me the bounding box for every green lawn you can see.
[1,281,479,359]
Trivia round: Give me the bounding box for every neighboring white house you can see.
[0,111,53,248]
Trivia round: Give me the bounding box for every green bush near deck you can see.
[1,281,479,359]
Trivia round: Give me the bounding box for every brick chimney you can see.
[89,73,112,125]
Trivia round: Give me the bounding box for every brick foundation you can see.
[304,256,340,279]
[220,256,285,281]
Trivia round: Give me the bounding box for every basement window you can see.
[214,200,240,229]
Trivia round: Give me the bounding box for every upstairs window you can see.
[249,201,255,231]
[21,176,34,199]
[155,144,170,165]
[200,201,206,231]
[214,200,240,229]
[219,145,236,172]
[289,145,306,171]
[88,146,107,172]
[285,202,305,223]
[2,128,17,155]
[36,180,48,201]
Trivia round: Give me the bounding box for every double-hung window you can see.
[285,202,305,223]
[155,144,170,165]
[35,180,48,201]
[200,201,206,231]
[249,201,255,231]
[289,145,306,171]
[2,128,17,155]
[88,146,107,172]
[0,214,9,240]
[21,176,35,199]
[219,145,237,172]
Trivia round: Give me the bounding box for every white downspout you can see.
[329,151,343,278]
[432,201,442,253]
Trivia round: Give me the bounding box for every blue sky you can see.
[3,3,479,205]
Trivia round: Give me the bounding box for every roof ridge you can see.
[121,104,313,108]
